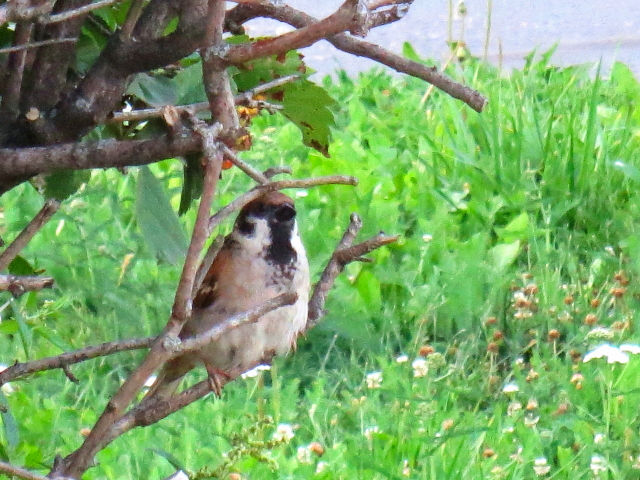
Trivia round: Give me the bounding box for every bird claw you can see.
[205,363,230,397]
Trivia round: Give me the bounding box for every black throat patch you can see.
[267,221,297,265]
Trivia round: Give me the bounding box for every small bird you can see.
[147,191,310,398]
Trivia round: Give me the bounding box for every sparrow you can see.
[147,191,310,399]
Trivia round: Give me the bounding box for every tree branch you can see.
[0,22,33,120]
[0,337,155,385]
[107,74,300,124]
[0,37,77,54]
[207,175,358,233]
[0,460,47,480]
[228,2,487,112]
[51,124,222,479]
[0,274,54,296]
[0,199,60,271]
[0,131,203,195]
[224,0,361,65]
[44,0,123,24]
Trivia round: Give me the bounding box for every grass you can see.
[3,51,640,479]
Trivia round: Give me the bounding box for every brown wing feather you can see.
[192,240,234,309]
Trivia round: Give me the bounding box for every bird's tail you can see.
[144,357,193,400]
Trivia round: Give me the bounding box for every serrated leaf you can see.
[0,391,19,449]
[8,256,35,276]
[178,154,203,216]
[281,80,336,157]
[44,170,90,200]
[135,166,187,264]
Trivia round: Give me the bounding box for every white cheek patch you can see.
[233,217,271,256]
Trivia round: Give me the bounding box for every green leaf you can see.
[12,305,31,360]
[488,240,521,271]
[148,447,186,472]
[44,170,90,200]
[127,74,178,107]
[0,391,19,449]
[281,80,336,157]
[178,154,203,216]
[8,256,35,276]
[495,212,530,242]
[33,326,72,352]
[355,269,382,313]
[232,49,305,92]
[611,159,640,183]
[402,42,422,62]
[135,166,187,264]
[0,320,18,335]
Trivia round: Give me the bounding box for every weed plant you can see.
[2,51,640,479]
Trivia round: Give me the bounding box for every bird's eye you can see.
[274,204,296,222]
[237,216,255,235]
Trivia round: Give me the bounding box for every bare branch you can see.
[263,165,292,179]
[107,74,300,124]
[52,125,222,479]
[208,175,358,233]
[0,274,54,296]
[103,293,298,445]
[222,145,268,184]
[224,0,361,65]
[0,23,33,119]
[0,1,55,25]
[0,460,47,480]
[231,2,487,112]
[170,124,223,325]
[0,37,77,54]
[0,337,155,385]
[201,0,242,139]
[0,199,60,271]
[307,214,399,327]
[119,0,145,38]
[44,0,123,24]
[0,132,203,194]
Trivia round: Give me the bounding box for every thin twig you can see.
[108,74,300,124]
[120,0,145,38]
[235,2,487,111]
[222,145,268,184]
[0,37,76,54]
[0,1,55,25]
[75,292,298,452]
[307,214,399,327]
[193,236,224,295]
[263,166,292,179]
[0,461,47,480]
[0,22,33,118]
[45,0,123,24]
[0,274,54,296]
[207,175,358,233]
[52,125,223,480]
[0,199,60,271]
[0,337,155,385]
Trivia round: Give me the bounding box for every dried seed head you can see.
[482,447,496,458]
[611,287,626,298]
[526,398,539,410]
[590,298,601,308]
[485,316,498,326]
[564,295,574,305]
[419,345,435,357]
[584,313,598,325]
[554,403,569,416]
[526,369,539,382]
[524,283,538,295]
[548,329,560,341]
[487,342,499,354]
[441,419,454,430]
[492,330,504,341]
[309,442,324,456]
